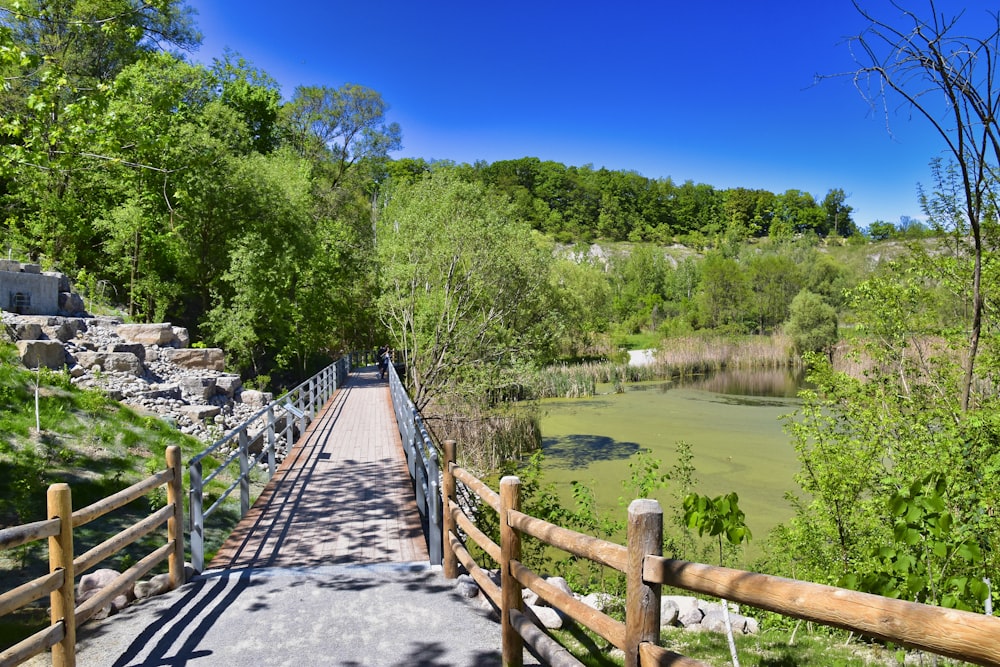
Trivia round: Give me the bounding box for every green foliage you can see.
[377,168,556,409]
[683,492,752,556]
[842,474,989,611]
[784,290,838,355]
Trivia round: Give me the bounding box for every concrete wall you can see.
[0,262,60,315]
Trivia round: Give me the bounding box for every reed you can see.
[532,334,798,398]
[425,403,542,473]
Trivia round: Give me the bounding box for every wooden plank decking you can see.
[207,367,429,570]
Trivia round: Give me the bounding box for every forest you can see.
[2,0,999,621]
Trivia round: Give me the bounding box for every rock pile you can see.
[3,313,286,455]
[454,572,758,640]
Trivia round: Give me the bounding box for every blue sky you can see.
[184,0,993,227]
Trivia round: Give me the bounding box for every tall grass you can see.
[533,334,798,398]
[424,402,542,473]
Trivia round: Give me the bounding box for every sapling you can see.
[683,491,752,667]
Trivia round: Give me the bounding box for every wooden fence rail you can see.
[0,446,185,667]
[439,438,1000,667]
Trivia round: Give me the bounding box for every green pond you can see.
[537,368,804,547]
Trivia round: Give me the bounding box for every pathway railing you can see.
[386,360,443,565]
[187,357,352,572]
[439,439,1000,667]
[0,446,185,667]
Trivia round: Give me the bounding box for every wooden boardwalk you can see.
[207,367,429,570]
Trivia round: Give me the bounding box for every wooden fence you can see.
[439,439,1000,667]
[0,445,185,667]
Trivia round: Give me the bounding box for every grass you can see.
[0,340,250,649]
[549,620,963,666]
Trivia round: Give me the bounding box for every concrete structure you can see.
[0,260,59,315]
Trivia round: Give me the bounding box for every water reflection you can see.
[542,434,642,469]
[627,368,805,399]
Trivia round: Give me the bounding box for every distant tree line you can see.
[389,157,860,246]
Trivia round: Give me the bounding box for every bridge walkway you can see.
[208,366,428,569]
[59,367,528,666]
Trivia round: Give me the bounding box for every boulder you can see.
[16,340,67,369]
[660,598,680,627]
[58,291,86,315]
[73,351,143,376]
[134,573,172,600]
[455,575,479,599]
[111,343,146,362]
[580,592,615,612]
[163,348,225,371]
[527,604,563,629]
[663,595,704,627]
[117,323,175,346]
[215,374,242,397]
[42,319,78,342]
[171,326,190,348]
[179,405,221,421]
[179,376,217,401]
[240,389,272,408]
[13,322,43,340]
[141,384,182,401]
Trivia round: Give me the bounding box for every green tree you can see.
[784,289,838,355]
[376,169,555,409]
[284,83,401,187]
[848,0,1000,411]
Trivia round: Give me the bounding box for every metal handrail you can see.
[386,361,443,564]
[187,356,353,571]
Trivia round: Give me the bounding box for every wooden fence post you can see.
[48,483,75,667]
[442,440,458,579]
[625,499,662,666]
[165,445,186,589]
[500,476,523,667]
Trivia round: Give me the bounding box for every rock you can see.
[142,384,182,401]
[660,599,679,626]
[111,342,146,362]
[663,595,704,627]
[134,573,172,600]
[16,340,67,369]
[117,322,175,346]
[543,576,574,603]
[455,575,479,599]
[522,588,539,606]
[527,603,563,629]
[163,348,225,371]
[179,405,221,421]
[13,322,43,340]
[179,376,217,401]
[240,389,272,408]
[171,326,190,348]
[744,616,759,635]
[58,291,86,314]
[215,374,242,397]
[42,319,78,342]
[74,351,143,376]
[580,592,615,612]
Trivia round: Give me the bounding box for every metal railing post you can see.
[428,447,442,565]
[238,429,250,517]
[266,406,277,478]
[189,460,205,572]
